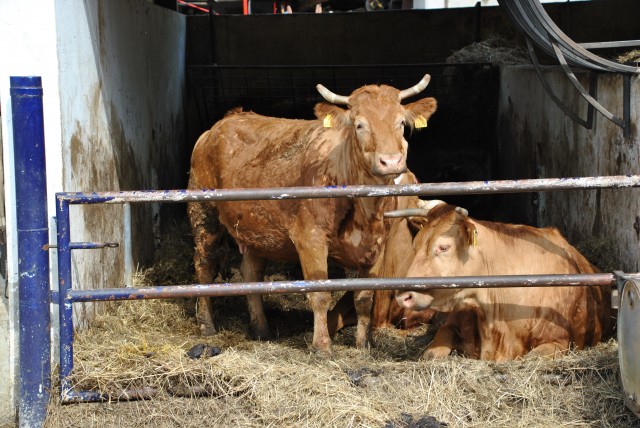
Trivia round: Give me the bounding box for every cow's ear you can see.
[314,103,350,128]
[407,216,428,234]
[403,97,437,130]
[460,220,478,250]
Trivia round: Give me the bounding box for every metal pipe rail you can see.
[56,174,640,403]
[57,174,640,204]
[65,274,634,303]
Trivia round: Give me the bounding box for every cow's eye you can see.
[355,122,365,131]
[399,120,406,128]
[436,244,450,254]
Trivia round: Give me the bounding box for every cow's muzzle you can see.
[372,153,407,176]
[396,291,433,310]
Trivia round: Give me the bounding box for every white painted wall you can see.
[0,0,186,423]
[498,66,640,272]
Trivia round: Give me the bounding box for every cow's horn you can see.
[455,207,469,217]
[316,84,350,105]
[384,208,431,218]
[417,199,446,210]
[398,74,431,101]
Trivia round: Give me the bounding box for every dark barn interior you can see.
[183,0,640,224]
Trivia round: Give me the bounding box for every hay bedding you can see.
[44,223,640,428]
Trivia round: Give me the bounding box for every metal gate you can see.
[56,174,640,402]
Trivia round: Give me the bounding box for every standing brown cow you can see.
[394,202,613,361]
[188,75,437,356]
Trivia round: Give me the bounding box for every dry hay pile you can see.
[617,50,640,66]
[44,224,639,428]
[446,37,531,66]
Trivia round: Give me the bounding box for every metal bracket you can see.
[613,270,632,309]
[526,37,632,138]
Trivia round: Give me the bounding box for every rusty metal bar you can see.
[56,175,640,205]
[66,273,629,303]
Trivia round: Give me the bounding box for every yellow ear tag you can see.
[414,115,428,129]
[472,229,478,248]
[323,114,332,128]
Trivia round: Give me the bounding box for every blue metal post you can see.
[10,76,50,426]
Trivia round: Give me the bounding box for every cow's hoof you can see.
[311,347,333,359]
[421,347,451,360]
[199,324,217,336]
[355,338,372,350]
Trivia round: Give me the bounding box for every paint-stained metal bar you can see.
[69,242,119,250]
[66,273,628,303]
[123,202,133,287]
[56,175,640,205]
[11,76,51,427]
[55,198,75,402]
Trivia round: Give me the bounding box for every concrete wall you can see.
[0,0,186,423]
[497,66,640,272]
[55,0,187,328]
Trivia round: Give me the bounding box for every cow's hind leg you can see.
[241,251,270,339]
[188,201,227,336]
[327,291,357,337]
[354,289,374,349]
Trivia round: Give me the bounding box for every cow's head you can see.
[389,202,478,312]
[314,75,437,181]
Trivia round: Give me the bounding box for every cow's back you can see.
[189,112,343,261]
[475,223,614,356]
[190,112,326,190]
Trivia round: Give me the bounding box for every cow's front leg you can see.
[241,251,270,340]
[424,310,479,359]
[423,324,456,359]
[290,210,332,356]
[306,291,333,356]
[353,289,373,349]
[525,342,568,360]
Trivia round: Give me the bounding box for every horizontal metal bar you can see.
[61,389,107,404]
[62,387,157,404]
[580,40,640,50]
[65,273,630,303]
[56,175,640,205]
[69,242,119,250]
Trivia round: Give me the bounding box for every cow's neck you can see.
[344,131,391,227]
[326,129,391,266]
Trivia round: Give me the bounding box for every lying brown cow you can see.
[188,75,437,356]
[394,202,613,361]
